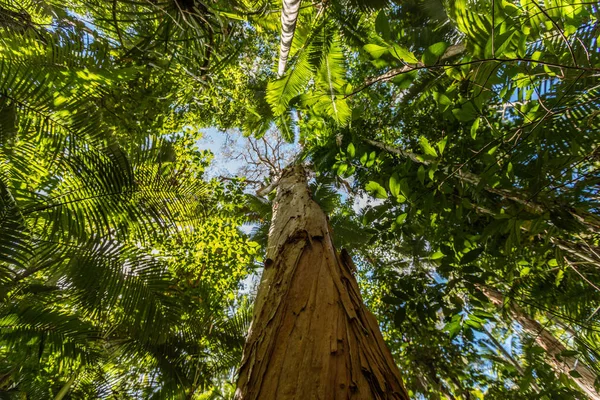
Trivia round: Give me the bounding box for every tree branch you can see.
[349,53,599,98]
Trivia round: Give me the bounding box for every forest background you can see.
[0,0,599,398]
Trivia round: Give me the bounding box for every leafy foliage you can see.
[0,2,259,398]
[3,0,600,398]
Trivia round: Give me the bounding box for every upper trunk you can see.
[235,165,409,399]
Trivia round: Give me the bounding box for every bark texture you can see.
[235,165,409,400]
[278,0,301,77]
[481,286,600,399]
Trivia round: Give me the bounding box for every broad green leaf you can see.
[375,11,390,40]
[431,251,445,260]
[471,118,480,139]
[337,163,348,177]
[444,321,461,338]
[461,248,484,264]
[396,213,408,224]
[360,152,368,165]
[433,91,452,107]
[347,143,355,157]
[564,25,577,37]
[389,173,401,198]
[390,45,419,64]
[428,167,436,181]
[436,137,448,155]
[506,161,514,179]
[555,269,565,287]
[312,37,351,125]
[364,44,388,59]
[276,112,295,142]
[464,318,483,331]
[399,178,411,198]
[366,151,377,167]
[394,307,407,326]
[366,181,388,199]
[417,165,426,185]
[422,42,449,65]
[419,136,438,157]
[485,31,515,58]
[453,102,478,122]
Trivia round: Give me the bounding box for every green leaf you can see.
[337,163,348,177]
[548,258,558,267]
[444,321,461,338]
[394,307,406,326]
[569,370,583,378]
[464,318,483,331]
[375,11,390,40]
[267,52,313,116]
[417,165,426,185]
[422,42,449,65]
[276,112,295,142]
[431,251,445,260]
[485,31,515,58]
[453,102,478,122]
[506,161,514,179]
[366,151,377,167]
[471,118,480,139]
[399,178,411,198]
[561,350,579,357]
[419,136,438,157]
[436,137,448,155]
[396,213,408,224]
[555,269,565,287]
[382,295,403,305]
[360,152,368,165]
[364,44,388,59]
[389,173,401,198]
[313,37,351,125]
[390,45,419,64]
[461,248,484,265]
[347,143,355,157]
[366,181,388,199]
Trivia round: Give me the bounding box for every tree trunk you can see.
[481,286,600,399]
[235,165,409,399]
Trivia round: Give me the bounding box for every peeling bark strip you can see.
[236,165,409,399]
[481,286,600,400]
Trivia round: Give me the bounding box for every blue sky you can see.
[197,128,248,178]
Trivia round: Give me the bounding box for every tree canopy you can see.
[1,0,599,398]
